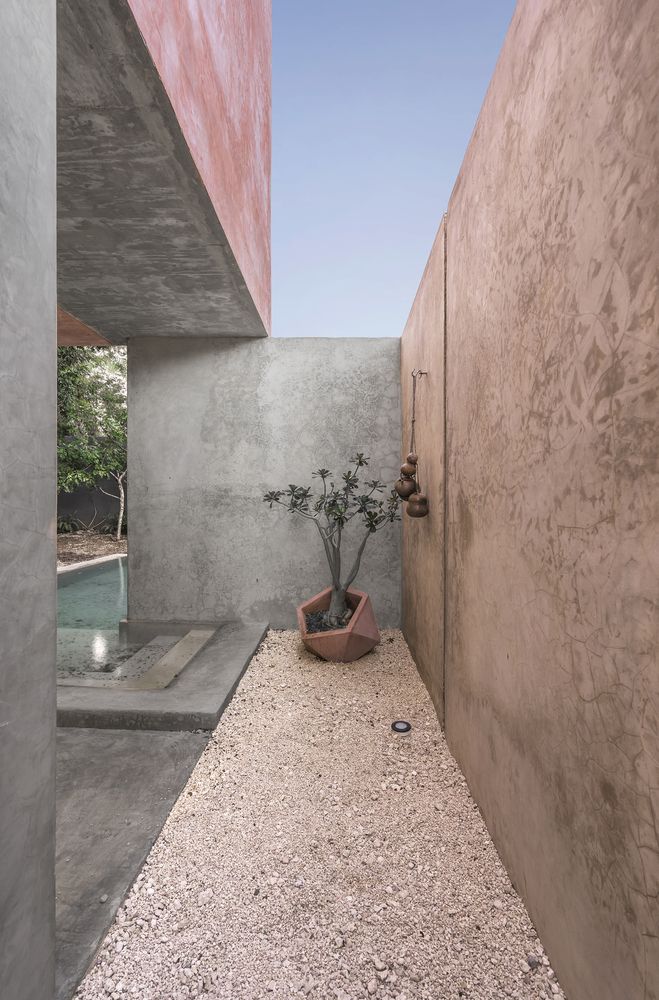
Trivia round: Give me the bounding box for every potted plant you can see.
[263,454,401,662]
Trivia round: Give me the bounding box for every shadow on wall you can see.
[401,221,446,722]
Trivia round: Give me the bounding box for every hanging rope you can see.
[410,370,418,454]
[409,368,426,491]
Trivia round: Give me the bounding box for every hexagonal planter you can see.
[296,586,380,662]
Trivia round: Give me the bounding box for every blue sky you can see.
[272,0,515,337]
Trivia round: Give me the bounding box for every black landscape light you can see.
[391,720,412,734]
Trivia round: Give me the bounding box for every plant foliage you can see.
[57,347,128,538]
[263,454,401,625]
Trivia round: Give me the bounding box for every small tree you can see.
[57,347,127,540]
[264,454,401,626]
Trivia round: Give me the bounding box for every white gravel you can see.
[75,630,565,1000]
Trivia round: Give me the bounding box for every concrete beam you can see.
[57,0,268,342]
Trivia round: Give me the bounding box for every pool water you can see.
[57,557,135,675]
[58,556,128,629]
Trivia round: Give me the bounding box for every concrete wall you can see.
[400,221,446,720]
[0,3,57,998]
[128,338,401,628]
[128,0,271,333]
[401,1,659,998]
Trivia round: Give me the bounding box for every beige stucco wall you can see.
[402,1,659,998]
[400,220,446,720]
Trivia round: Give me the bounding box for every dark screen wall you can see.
[58,480,124,528]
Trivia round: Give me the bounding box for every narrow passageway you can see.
[76,633,564,1000]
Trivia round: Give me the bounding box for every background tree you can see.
[57,347,127,540]
[264,454,401,626]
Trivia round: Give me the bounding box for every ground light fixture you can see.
[391,720,412,734]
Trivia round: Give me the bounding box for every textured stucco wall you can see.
[440,2,659,999]
[128,338,401,628]
[400,221,446,720]
[127,0,271,333]
[0,3,57,998]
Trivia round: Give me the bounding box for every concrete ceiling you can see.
[57,0,267,344]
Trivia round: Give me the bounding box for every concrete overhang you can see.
[57,0,268,344]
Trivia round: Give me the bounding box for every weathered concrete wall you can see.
[0,3,57,998]
[128,0,272,333]
[441,2,659,999]
[400,221,446,720]
[128,339,401,628]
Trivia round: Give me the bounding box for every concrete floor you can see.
[56,728,208,1000]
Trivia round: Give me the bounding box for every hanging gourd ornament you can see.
[395,475,417,499]
[395,451,417,499]
[399,369,429,518]
[407,492,429,518]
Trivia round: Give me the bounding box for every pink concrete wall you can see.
[128,0,271,333]
[402,1,659,998]
[57,307,108,346]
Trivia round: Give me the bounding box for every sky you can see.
[272,0,516,338]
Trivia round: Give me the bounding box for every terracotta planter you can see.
[296,587,380,662]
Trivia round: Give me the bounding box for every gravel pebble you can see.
[75,630,565,1000]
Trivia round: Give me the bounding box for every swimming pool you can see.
[57,557,133,675]
[58,556,128,629]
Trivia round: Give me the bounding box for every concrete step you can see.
[120,628,216,690]
[57,634,181,688]
[57,620,268,732]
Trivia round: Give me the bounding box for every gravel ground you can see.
[75,630,565,1000]
[58,532,127,565]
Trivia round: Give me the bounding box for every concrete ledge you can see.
[122,628,216,691]
[57,621,267,731]
[57,553,125,575]
[118,617,234,643]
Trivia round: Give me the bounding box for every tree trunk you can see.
[326,585,348,627]
[115,474,125,542]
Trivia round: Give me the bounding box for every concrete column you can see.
[0,3,57,999]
